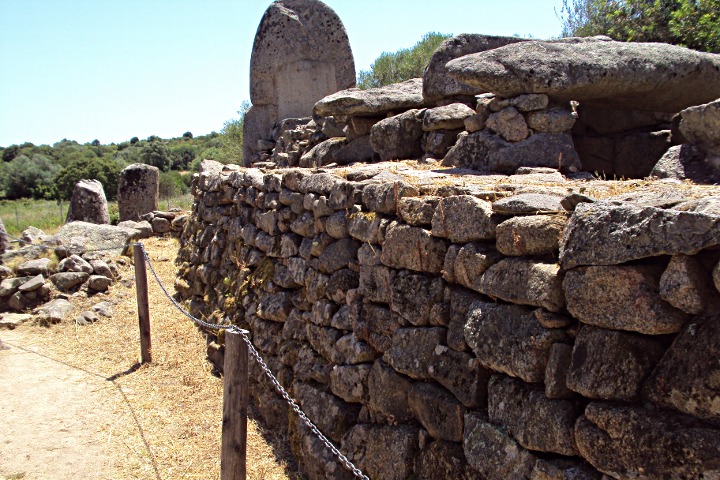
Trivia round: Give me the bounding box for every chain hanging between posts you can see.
[139,242,371,480]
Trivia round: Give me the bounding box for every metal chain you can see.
[139,243,370,480]
[140,243,238,332]
[238,330,370,480]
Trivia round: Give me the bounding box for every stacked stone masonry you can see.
[176,160,720,480]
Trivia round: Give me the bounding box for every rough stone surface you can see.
[659,254,713,314]
[428,346,489,408]
[35,298,74,324]
[59,255,93,274]
[452,243,503,291]
[464,413,537,480]
[118,163,159,222]
[16,258,52,276]
[414,441,474,480]
[496,215,567,256]
[679,98,720,147]
[341,424,421,480]
[0,313,33,329]
[488,375,581,455]
[369,109,424,161]
[422,33,526,103]
[88,274,112,292]
[431,195,499,242]
[408,382,466,442]
[545,343,575,399]
[66,179,110,224]
[564,265,689,335]
[476,258,565,312]
[423,103,475,131]
[441,130,510,170]
[527,107,577,133]
[315,78,427,117]
[0,218,8,255]
[492,193,565,214]
[566,326,665,401]
[645,311,720,426]
[485,133,582,174]
[560,201,720,268]
[575,403,720,479]
[465,302,570,383]
[50,272,90,291]
[330,364,372,404]
[367,360,414,423]
[650,144,720,183]
[362,181,419,215]
[380,223,447,274]
[246,0,355,163]
[398,196,439,227]
[294,382,359,443]
[384,327,446,380]
[446,38,720,112]
[486,107,529,142]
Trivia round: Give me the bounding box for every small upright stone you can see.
[0,217,9,255]
[118,164,159,222]
[66,179,110,224]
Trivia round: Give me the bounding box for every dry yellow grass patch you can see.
[6,236,299,480]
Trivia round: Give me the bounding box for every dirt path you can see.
[0,330,121,480]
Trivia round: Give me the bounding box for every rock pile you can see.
[177,163,720,480]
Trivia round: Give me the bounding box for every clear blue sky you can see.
[0,0,565,147]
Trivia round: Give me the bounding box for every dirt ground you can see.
[0,236,299,480]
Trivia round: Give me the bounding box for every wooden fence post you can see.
[133,243,152,364]
[221,329,248,480]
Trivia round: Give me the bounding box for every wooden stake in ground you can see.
[133,243,152,364]
[221,329,249,480]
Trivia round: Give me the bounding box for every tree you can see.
[220,100,250,165]
[182,131,193,139]
[91,139,101,147]
[357,32,452,89]
[558,0,720,52]
[54,156,124,201]
[0,154,59,199]
[140,141,172,172]
[130,136,140,145]
[2,145,20,162]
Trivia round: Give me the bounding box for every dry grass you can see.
[6,236,299,480]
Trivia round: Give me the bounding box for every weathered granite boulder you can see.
[380,223,447,274]
[575,403,720,478]
[117,164,159,222]
[56,222,139,255]
[659,254,713,315]
[496,215,567,256]
[422,34,526,103]
[486,106,529,142]
[441,130,510,170]
[35,298,74,324]
[414,441,474,480]
[428,346,490,408]
[649,143,720,182]
[465,302,570,383]
[366,359,414,423]
[315,78,427,117]
[560,201,720,268]
[16,258,52,276]
[59,254,93,274]
[679,98,720,147]
[369,109,424,161]
[431,195,499,243]
[408,382,466,442]
[527,107,577,133]
[485,133,582,174]
[492,193,565,215]
[446,38,720,112]
[66,179,110,224]
[88,274,111,292]
[464,413,537,480]
[475,258,565,312]
[384,327,446,380]
[50,272,89,291]
[645,311,720,426]
[564,265,689,334]
[423,103,475,131]
[342,424,422,480]
[449,243,503,291]
[488,375,582,456]
[566,326,665,401]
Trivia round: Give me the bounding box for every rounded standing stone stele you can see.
[66,179,110,225]
[117,164,159,222]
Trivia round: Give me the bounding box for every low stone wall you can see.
[176,162,720,480]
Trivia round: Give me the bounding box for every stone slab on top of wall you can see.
[243,0,356,165]
[117,163,159,222]
[445,37,720,113]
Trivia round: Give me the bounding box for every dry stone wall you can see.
[176,160,720,480]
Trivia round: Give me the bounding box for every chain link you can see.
[238,330,369,480]
[139,243,370,480]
